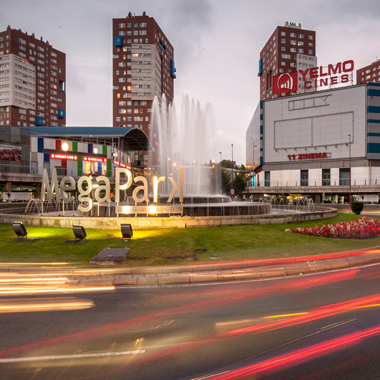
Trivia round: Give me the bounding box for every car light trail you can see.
[226,294,380,337]
[264,312,308,319]
[0,297,94,313]
[0,350,145,363]
[0,286,114,296]
[209,324,380,379]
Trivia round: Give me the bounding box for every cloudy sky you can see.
[2,0,380,164]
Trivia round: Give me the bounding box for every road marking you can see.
[320,318,356,331]
[0,350,145,363]
[192,371,229,380]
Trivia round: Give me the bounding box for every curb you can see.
[1,248,380,287]
[1,247,379,276]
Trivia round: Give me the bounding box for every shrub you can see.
[351,201,364,215]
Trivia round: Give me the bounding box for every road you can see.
[1,264,380,379]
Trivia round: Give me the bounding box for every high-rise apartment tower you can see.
[0,26,66,127]
[357,59,380,84]
[258,22,316,100]
[112,12,176,165]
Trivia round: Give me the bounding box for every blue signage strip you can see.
[258,59,263,76]
[170,60,176,79]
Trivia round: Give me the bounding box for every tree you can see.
[233,174,246,196]
[208,161,219,194]
[221,169,231,195]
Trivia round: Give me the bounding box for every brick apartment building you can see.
[357,59,380,84]
[0,26,66,127]
[112,12,176,165]
[258,22,316,100]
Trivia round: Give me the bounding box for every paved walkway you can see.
[1,247,380,288]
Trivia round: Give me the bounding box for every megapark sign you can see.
[41,167,184,216]
[273,60,354,95]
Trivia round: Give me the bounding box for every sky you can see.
[2,0,380,164]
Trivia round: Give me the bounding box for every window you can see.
[281,31,286,36]
[281,62,286,66]
[290,40,296,45]
[308,43,313,47]
[298,34,304,38]
[281,54,291,59]
[281,39,286,44]
[290,48,296,53]
[298,49,304,53]
[281,47,286,51]
[119,23,126,28]
[308,50,313,55]
[301,170,308,186]
[322,169,330,186]
[140,23,147,27]
[265,172,270,187]
[339,168,350,186]
[298,41,304,46]
[308,35,313,40]
[290,33,296,37]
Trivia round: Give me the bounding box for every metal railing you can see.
[248,178,380,187]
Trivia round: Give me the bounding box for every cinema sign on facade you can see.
[273,60,354,94]
[41,167,184,216]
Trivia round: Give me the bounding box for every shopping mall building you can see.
[245,80,380,204]
[0,126,151,198]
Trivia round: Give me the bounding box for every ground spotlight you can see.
[65,225,88,243]
[13,222,27,238]
[13,222,39,241]
[73,225,87,241]
[121,224,133,239]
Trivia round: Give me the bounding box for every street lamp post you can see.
[231,144,234,199]
[219,151,222,194]
[348,133,351,205]
[252,144,257,186]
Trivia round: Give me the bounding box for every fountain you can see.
[149,94,219,196]
[1,95,338,229]
[144,94,271,216]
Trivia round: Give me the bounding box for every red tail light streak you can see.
[210,324,380,379]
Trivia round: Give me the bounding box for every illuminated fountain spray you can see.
[149,94,217,195]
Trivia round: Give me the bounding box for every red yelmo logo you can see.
[273,72,298,94]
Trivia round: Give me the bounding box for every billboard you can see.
[0,145,21,161]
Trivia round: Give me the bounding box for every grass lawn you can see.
[0,213,379,267]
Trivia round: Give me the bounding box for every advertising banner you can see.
[0,145,21,161]
[3,192,30,201]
